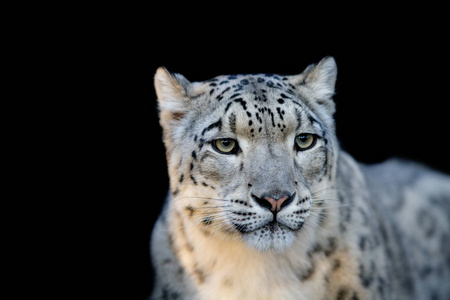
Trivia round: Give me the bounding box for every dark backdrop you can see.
[110,33,450,299]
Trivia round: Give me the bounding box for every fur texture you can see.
[150,57,450,300]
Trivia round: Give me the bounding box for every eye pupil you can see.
[299,135,308,142]
[222,140,232,146]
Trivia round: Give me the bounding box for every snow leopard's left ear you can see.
[289,56,337,115]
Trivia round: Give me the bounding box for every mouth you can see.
[236,220,300,252]
[232,219,303,234]
[232,220,283,234]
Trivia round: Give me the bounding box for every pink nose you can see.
[263,195,290,213]
[252,193,295,213]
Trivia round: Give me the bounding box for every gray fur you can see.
[151,57,450,299]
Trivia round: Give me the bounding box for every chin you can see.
[241,223,297,253]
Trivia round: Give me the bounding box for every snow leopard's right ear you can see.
[154,67,192,123]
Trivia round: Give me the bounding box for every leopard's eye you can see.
[295,134,316,151]
[213,138,238,154]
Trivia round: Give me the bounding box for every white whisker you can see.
[311,204,350,210]
[311,197,341,202]
[311,185,339,196]
[176,196,230,202]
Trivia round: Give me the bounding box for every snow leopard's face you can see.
[155,57,339,252]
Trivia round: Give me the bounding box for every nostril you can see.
[252,194,272,210]
[280,192,295,210]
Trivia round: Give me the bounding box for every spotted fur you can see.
[150,57,450,300]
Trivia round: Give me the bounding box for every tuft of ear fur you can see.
[290,56,337,115]
[154,67,192,121]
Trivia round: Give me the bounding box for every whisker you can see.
[311,197,341,202]
[311,196,351,207]
[208,221,233,238]
[192,212,228,223]
[193,205,230,210]
[304,217,322,230]
[311,204,350,210]
[311,185,339,196]
[300,222,321,240]
[176,196,230,202]
[309,210,340,219]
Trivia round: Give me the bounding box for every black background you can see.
[103,25,450,299]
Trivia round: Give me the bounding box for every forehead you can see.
[206,74,301,119]
[206,73,296,100]
[198,74,322,138]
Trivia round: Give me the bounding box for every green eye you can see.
[213,139,238,154]
[295,134,316,151]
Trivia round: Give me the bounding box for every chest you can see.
[183,241,356,300]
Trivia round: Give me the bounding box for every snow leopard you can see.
[150,57,450,300]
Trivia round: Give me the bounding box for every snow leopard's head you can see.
[155,57,339,252]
